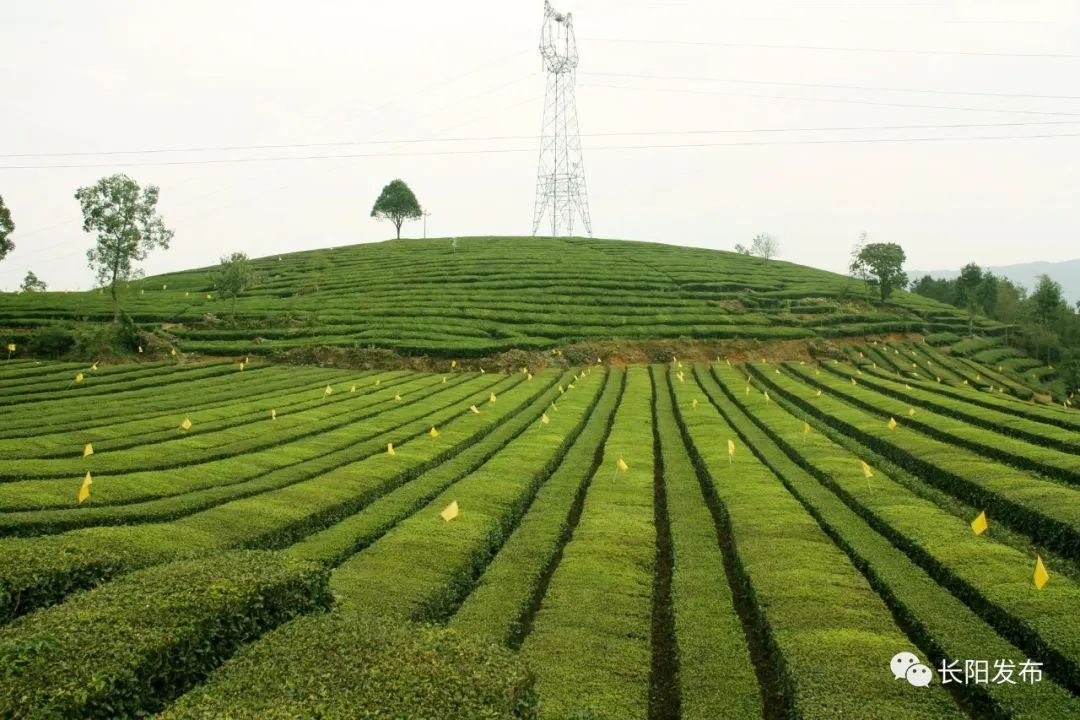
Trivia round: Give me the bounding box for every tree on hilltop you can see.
[211,252,258,323]
[76,174,173,322]
[371,179,422,240]
[850,240,908,305]
[20,271,46,293]
[0,194,14,264]
[750,233,780,264]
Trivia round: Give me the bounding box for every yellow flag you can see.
[206,294,212,300]
[245,356,250,365]
[851,377,857,386]
[775,368,780,375]
[676,372,684,383]
[451,360,458,368]
[180,417,192,431]
[442,376,447,384]
[527,373,533,381]
[394,394,402,401]
[745,385,751,396]
[350,385,356,393]
[887,417,897,431]
[239,362,245,371]
[324,385,333,396]
[74,372,84,383]
[470,404,480,414]
[815,389,822,397]
[480,368,485,374]
[691,398,699,409]
[559,385,565,394]
[441,501,459,522]
[541,412,550,425]
[803,422,811,434]
[727,439,736,459]
[489,392,497,404]
[138,346,143,353]
[5,343,14,353]
[387,442,395,456]
[162,283,167,290]
[912,363,917,369]
[963,379,968,385]
[374,378,381,386]
[1034,555,1050,590]
[908,408,916,417]
[78,471,92,504]
[429,426,439,438]
[171,348,177,357]
[764,391,771,403]
[617,458,629,472]
[90,362,98,372]
[83,443,94,457]
[970,511,988,536]
[568,383,575,390]
[271,409,277,420]
[861,461,874,479]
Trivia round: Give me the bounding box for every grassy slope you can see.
[0,236,1003,357]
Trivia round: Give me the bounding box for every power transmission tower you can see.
[531,0,592,238]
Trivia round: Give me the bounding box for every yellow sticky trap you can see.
[803,422,811,434]
[616,458,629,472]
[971,511,988,536]
[908,408,916,416]
[442,376,447,384]
[441,501,459,522]
[83,443,94,457]
[387,443,395,456]
[691,398,699,409]
[861,461,874,479]
[324,385,333,396]
[429,426,439,438]
[271,409,277,420]
[727,439,736,459]
[1034,555,1050,590]
[6,343,15,353]
[170,348,177,357]
[764,391,771,403]
[138,346,143,353]
[91,362,98,372]
[394,394,402,402]
[180,417,192,431]
[451,360,457,368]
[489,392,497,404]
[888,418,897,431]
[374,378,381,386]
[350,385,356,393]
[74,372,84,383]
[541,412,550,425]
[78,472,92,504]
[470,405,480,414]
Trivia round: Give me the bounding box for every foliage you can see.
[19,271,45,293]
[75,174,173,321]
[24,325,75,358]
[159,610,539,720]
[211,251,259,322]
[0,551,331,718]
[370,178,422,239]
[0,194,13,263]
[750,233,780,264]
[850,241,908,304]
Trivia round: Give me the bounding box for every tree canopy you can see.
[20,271,46,293]
[850,241,908,304]
[750,233,779,264]
[75,174,173,321]
[0,194,14,263]
[370,179,422,240]
[211,252,258,322]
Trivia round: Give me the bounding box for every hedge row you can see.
[747,366,1080,560]
[519,367,657,720]
[0,373,487,511]
[0,373,546,621]
[158,610,540,720]
[673,364,963,719]
[327,368,606,625]
[652,366,762,720]
[0,551,331,719]
[445,367,624,645]
[704,363,1080,716]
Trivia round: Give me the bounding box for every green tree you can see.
[370,179,422,240]
[20,271,46,293]
[211,252,258,323]
[0,194,14,263]
[850,242,908,305]
[75,174,173,321]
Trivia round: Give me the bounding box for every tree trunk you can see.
[394,218,403,240]
[110,266,120,323]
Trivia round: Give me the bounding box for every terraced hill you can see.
[0,236,1005,357]
[0,353,1076,718]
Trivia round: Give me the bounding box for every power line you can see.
[2,131,1077,171]
[580,82,1080,117]
[6,120,1079,160]
[580,71,1080,101]
[581,36,1080,59]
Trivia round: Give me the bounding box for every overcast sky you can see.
[1,0,1078,291]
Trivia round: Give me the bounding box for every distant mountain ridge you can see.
[910,258,1080,305]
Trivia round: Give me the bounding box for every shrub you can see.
[159,610,539,719]
[0,551,331,718]
[24,326,76,358]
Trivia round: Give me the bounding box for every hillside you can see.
[0,237,1003,357]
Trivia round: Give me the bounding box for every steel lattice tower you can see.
[531,0,592,238]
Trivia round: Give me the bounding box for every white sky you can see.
[1,0,1078,291]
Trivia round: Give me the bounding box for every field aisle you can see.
[671,365,963,719]
[519,366,656,720]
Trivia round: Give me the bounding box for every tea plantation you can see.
[0,345,1077,718]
